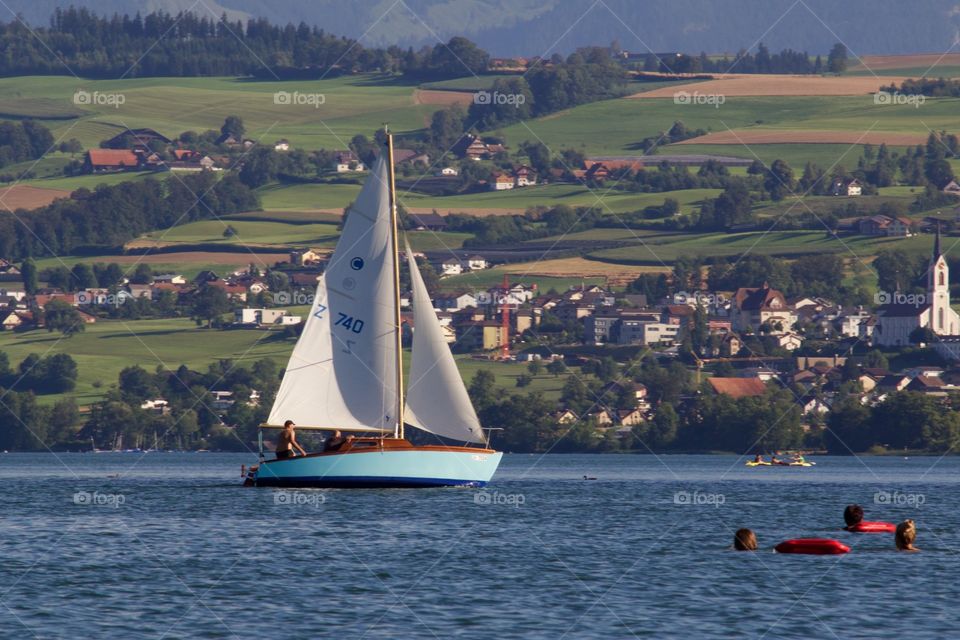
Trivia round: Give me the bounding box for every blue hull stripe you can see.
[254,475,487,488]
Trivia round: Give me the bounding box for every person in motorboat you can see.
[754,453,764,464]
[843,504,864,531]
[323,430,353,452]
[733,528,758,551]
[771,454,787,465]
[276,420,307,460]
[895,519,919,552]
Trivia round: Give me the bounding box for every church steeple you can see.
[934,222,942,261]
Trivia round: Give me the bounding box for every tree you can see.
[516,374,532,388]
[827,43,848,73]
[220,115,245,140]
[649,403,678,448]
[21,258,37,294]
[191,285,231,328]
[130,263,154,285]
[546,359,567,377]
[527,359,543,376]
[468,369,497,413]
[43,299,85,337]
[863,350,889,370]
[428,106,466,150]
[70,263,96,290]
[764,159,794,201]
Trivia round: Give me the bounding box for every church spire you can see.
[934,222,942,261]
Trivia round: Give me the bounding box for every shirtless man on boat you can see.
[276,421,307,460]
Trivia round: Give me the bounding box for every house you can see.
[875,227,960,346]
[585,311,620,344]
[706,377,768,399]
[234,308,301,327]
[907,375,949,396]
[274,139,290,152]
[466,255,489,270]
[408,212,448,231]
[858,215,912,237]
[140,399,170,414]
[435,292,477,311]
[127,284,153,299]
[290,249,325,266]
[943,180,960,197]
[455,320,507,353]
[153,274,186,285]
[513,165,537,187]
[832,178,862,196]
[588,409,614,426]
[617,318,680,345]
[333,151,365,173]
[0,309,33,330]
[776,332,804,351]
[553,409,578,424]
[584,162,611,182]
[211,391,235,411]
[437,258,463,277]
[618,407,646,426]
[85,149,142,172]
[207,281,248,301]
[168,153,217,172]
[490,172,515,191]
[437,166,459,176]
[731,283,796,334]
[800,396,831,415]
[0,259,21,282]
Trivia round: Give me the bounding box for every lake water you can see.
[0,452,957,639]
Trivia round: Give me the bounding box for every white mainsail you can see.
[268,153,398,432]
[403,243,486,444]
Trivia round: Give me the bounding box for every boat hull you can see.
[250,447,503,488]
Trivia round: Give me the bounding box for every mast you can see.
[386,128,405,440]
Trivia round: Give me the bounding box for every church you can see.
[874,227,960,347]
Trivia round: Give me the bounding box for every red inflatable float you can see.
[847,521,896,533]
[775,538,850,555]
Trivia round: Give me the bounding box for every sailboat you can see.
[245,133,502,488]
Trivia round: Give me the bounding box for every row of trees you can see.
[3,8,489,80]
[634,42,848,75]
[0,171,258,261]
[0,120,54,169]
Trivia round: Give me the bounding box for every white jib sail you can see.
[403,242,486,443]
[268,153,398,431]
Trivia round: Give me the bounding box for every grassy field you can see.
[586,229,939,265]
[0,75,441,151]
[498,94,960,158]
[0,318,295,406]
[258,181,721,215]
[0,316,567,406]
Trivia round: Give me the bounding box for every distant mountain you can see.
[7,0,960,56]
